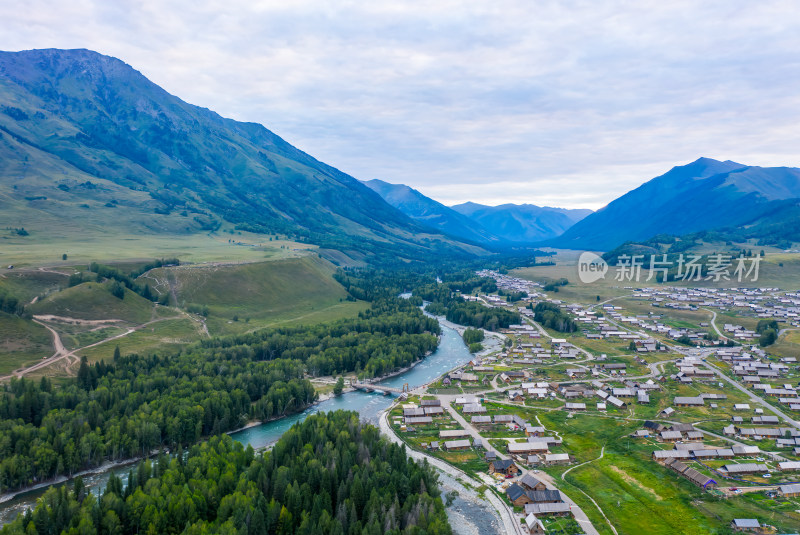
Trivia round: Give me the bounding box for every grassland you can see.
[145,256,362,335]
[0,227,314,269]
[0,251,366,376]
[77,317,203,363]
[514,249,800,294]
[0,312,53,374]
[28,282,156,324]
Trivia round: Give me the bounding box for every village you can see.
[387,270,800,534]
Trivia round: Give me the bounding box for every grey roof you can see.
[443,439,471,449]
[723,463,769,473]
[519,473,543,489]
[674,396,704,405]
[779,483,800,494]
[733,519,760,528]
[505,483,526,502]
[524,502,572,514]
[528,489,562,502]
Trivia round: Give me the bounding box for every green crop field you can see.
[533,411,800,534]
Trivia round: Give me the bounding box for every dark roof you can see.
[519,473,543,489]
[506,483,526,502]
[492,459,515,470]
[528,489,562,503]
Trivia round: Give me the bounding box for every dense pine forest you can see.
[0,298,439,492]
[0,411,452,535]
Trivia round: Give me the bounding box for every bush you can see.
[462,328,485,345]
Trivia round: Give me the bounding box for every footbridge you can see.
[351,381,410,396]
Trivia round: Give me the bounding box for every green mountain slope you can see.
[548,157,800,250]
[0,48,481,261]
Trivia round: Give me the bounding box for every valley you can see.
[1,42,800,535]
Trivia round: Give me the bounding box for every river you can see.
[0,319,501,533]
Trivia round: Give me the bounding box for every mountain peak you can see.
[0,48,479,259]
[549,159,800,250]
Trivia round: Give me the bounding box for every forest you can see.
[0,298,440,492]
[532,302,577,333]
[199,297,440,378]
[0,411,452,535]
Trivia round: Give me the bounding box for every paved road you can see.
[378,410,525,535]
[699,357,800,430]
[440,398,601,535]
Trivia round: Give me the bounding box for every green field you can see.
[28,282,156,324]
[77,317,203,363]
[0,254,368,376]
[146,256,359,335]
[513,249,800,298]
[536,411,800,534]
[0,227,315,269]
[0,312,53,374]
[0,269,67,303]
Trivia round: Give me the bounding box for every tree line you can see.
[1,411,452,535]
[532,302,577,333]
[0,298,440,492]
[199,298,440,379]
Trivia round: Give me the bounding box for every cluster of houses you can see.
[505,375,660,411]
[501,338,583,361]
[645,421,769,489]
[723,423,800,442]
[713,347,800,412]
[635,286,799,322]
[400,399,447,427]
[502,472,574,534]
[475,270,543,299]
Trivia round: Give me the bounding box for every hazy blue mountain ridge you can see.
[547,157,800,250]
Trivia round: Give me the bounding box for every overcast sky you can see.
[3,1,799,209]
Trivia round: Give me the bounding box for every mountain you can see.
[362,179,500,246]
[548,157,800,250]
[0,48,481,260]
[450,202,592,243]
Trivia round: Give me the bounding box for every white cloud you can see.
[2,0,800,208]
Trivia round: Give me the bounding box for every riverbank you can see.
[378,409,521,535]
[227,390,341,437]
[429,314,507,360]
[0,321,473,525]
[0,456,142,505]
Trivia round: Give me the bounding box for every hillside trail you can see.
[35,267,70,276]
[0,313,193,381]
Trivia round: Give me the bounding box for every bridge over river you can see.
[350,381,410,396]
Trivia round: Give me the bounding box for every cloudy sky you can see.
[3,0,799,209]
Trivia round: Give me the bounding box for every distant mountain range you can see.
[3,50,796,259]
[0,48,480,260]
[364,180,591,246]
[548,157,800,250]
[362,179,506,246]
[451,202,592,244]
